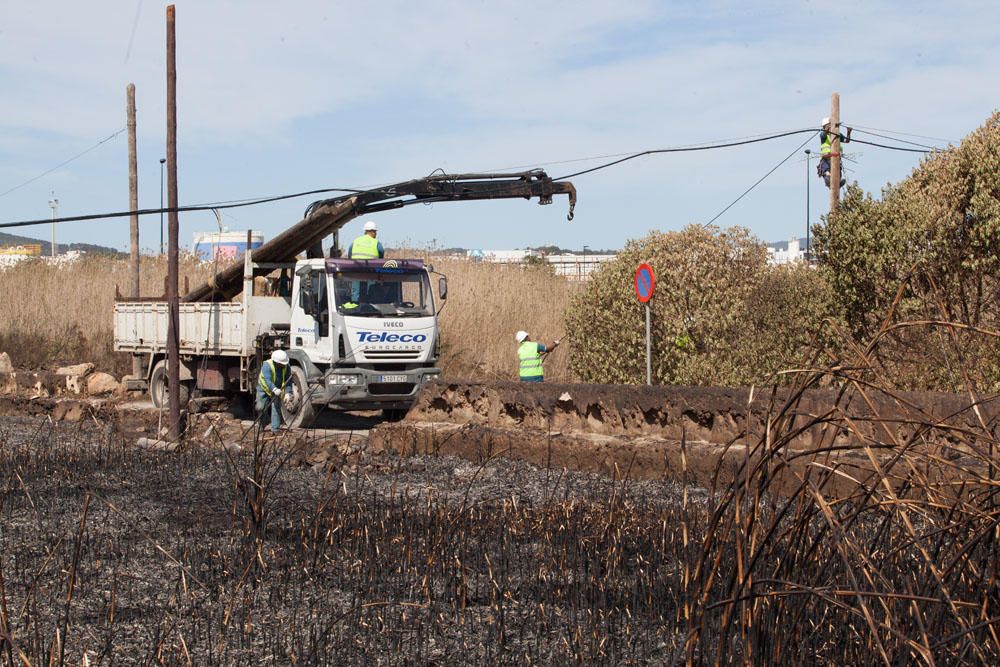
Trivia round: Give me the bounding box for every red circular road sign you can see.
[634,263,655,303]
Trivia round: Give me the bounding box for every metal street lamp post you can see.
[48,195,58,257]
[159,158,166,255]
[804,149,811,263]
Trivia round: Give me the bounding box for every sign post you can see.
[634,263,655,385]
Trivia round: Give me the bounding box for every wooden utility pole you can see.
[127,83,141,380]
[166,5,181,439]
[829,92,841,213]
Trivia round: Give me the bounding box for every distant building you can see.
[193,231,264,262]
[545,253,616,280]
[767,237,809,265]
[469,248,616,280]
[469,249,540,263]
[0,244,42,256]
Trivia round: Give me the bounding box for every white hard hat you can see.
[821,117,830,126]
[363,220,377,232]
[270,349,289,365]
[515,330,529,343]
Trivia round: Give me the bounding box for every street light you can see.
[159,158,166,255]
[804,149,811,263]
[48,195,58,257]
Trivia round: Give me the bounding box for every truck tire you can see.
[281,366,315,429]
[150,360,190,409]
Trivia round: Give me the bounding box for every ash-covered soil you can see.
[0,413,705,665]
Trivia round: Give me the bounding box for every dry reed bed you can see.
[0,256,213,373]
[0,255,577,381]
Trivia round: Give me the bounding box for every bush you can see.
[565,225,838,386]
[813,111,1000,391]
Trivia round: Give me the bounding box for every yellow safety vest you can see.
[518,341,544,379]
[821,131,835,156]
[258,360,289,393]
[350,234,380,259]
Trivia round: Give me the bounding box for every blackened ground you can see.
[0,414,703,665]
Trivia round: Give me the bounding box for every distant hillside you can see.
[0,231,123,256]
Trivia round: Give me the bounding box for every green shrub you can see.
[565,225,839,386]
[813,112,1000,391]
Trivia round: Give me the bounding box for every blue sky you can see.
[0,0,997,253]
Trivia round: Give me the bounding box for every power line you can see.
[850,129,939,151]
[0,123,940,230]
[849,137,932,154]
[553,128,819,180]
[476,128,826,174]
[845,123,956,145]
[0,127,127,198]
[0,186,363,230]
[704,133,817,226]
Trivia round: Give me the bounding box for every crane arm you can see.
[184,170,576,302]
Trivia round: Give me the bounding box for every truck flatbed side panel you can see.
[114,302,241,356]
[115,298,293,356]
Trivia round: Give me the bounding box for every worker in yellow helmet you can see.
[817,117,852,189]
[256,349,293,432]
[347,220,385,259]
[516,330,559,382]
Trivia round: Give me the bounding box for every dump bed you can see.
[114,296,291,357]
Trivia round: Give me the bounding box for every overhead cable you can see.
[704,133,818,226]
[845,123,956,145]
[849,128,939,151]
[0,127,127,198]
[553,128,819,180]
[0,124,944,230]
[848,138,932,154]
[0,186,364,230]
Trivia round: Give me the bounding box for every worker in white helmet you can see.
[256,349,294,432]
[516,330,560,382]
[347,220,385,259]
[817,117,852,189]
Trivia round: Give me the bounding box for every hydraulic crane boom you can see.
[184,170,576,302]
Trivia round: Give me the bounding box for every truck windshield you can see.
[333,271,433,317]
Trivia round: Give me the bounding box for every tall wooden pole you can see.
[166,5,181,438]
[127,83,142,380]
[829,92,841,213]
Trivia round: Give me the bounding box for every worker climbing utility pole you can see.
[127,83,141,381]
[165,5,181,439]
[829,92,841,213]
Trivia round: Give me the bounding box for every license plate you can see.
[377,374,408,383]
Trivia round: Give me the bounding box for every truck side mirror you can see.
[438,276,448,300]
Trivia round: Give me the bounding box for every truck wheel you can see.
[281,366,315,429]
[150,360,191,409]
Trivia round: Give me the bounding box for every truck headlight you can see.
[421,373,440,384]
[329,374,361,386]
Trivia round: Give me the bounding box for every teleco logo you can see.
[356,331,427,343]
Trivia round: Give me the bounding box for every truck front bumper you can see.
[315,367,441,411]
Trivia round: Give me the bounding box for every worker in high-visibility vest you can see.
[817,117,851,189]
[516,330,559,382]
[347,220,385,259]
[256,349,293,432]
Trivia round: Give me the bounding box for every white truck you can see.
[113,171,576,427]
[114,253,445,426]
